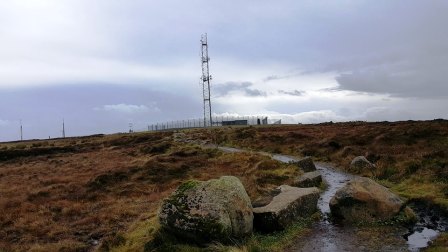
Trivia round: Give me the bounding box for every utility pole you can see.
[201,33,213,127]
[129,123,133,133]
[20,119,23,141]
[62,119,66,138]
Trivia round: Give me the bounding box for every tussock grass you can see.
[0,131,298,251]
[143,217,313,252]
[425,232,448,252]
[187,120,448,210]
[2,120,446,251]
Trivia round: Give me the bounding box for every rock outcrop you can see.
[159,176,253,244]
[329,177,404,223]
[294,171,322,188]
[294,156,317,172]
[253,185,320,232]
[349,156,375,176]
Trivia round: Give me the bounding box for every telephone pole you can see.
[201,33,213,127]
[20,119,23,141]
[62,119,66,138]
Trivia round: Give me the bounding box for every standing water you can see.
[286,163,409,252]
[218,147,446,251]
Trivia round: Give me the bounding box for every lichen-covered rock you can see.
[329,177,404,223]
[294,171,322,188]
[349,156,375,176]
[158,176,253,244]
[294,157,316,172]
[253,185,320,232]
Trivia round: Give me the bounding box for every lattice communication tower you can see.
[201,33,213,127]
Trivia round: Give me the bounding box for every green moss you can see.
[378,207,417,226]
[145,217,312,252]
[390,177,448,213]
[176,180,200,194]
[246,217,313,252]
[160,178,237,245]
[319,180,328,191]
[110,215,159,252]
[166,181,198,211]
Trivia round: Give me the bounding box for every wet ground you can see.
[218,147,447,251]
[404,200,448,251]
[286,163,409,252]
[287,162,447,252]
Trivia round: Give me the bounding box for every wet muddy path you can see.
[286,163,409,252]
[218,147,447,251]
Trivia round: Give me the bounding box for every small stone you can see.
[294,157,317,172]
[349,156,375,176]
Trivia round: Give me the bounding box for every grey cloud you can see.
[263,72,302,82]
[2,1,447,100]
[263,74,295,82]
[278,90,304,96]
[318,87,340,93]
[334,55,448,98]
[245,89,266,97]
[309,1,448,98]
[1,0,448,142]
[264,75,279,82]
[94,103,160,113]
[214,82,266,97]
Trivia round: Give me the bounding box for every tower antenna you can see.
[201,33,213,127]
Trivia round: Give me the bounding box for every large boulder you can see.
[294,171,322,188]
[329,177,404,223]
[253,185,320,232]
[159,176,253,244]
[349,156,375,176]
[294,156,317,172]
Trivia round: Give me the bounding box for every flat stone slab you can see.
[253,185,320,232]
[294,171,322,187]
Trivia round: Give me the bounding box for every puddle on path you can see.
[287,163,408,252]
[217,147,446,251]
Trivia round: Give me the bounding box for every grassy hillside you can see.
[185,120,448,210]
[0,132,299,251]
[0,120,447,251]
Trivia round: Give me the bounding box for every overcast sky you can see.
[1,0,447,141]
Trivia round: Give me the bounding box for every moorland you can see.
[0,120,447,251]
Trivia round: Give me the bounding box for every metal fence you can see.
[146,116,281,131]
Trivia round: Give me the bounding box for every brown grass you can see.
[187,120,448,180]
[0,131,297,251]
[186,120,448,209]
[1,120,446,251]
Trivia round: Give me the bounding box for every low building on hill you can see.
[222,120,248,126]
